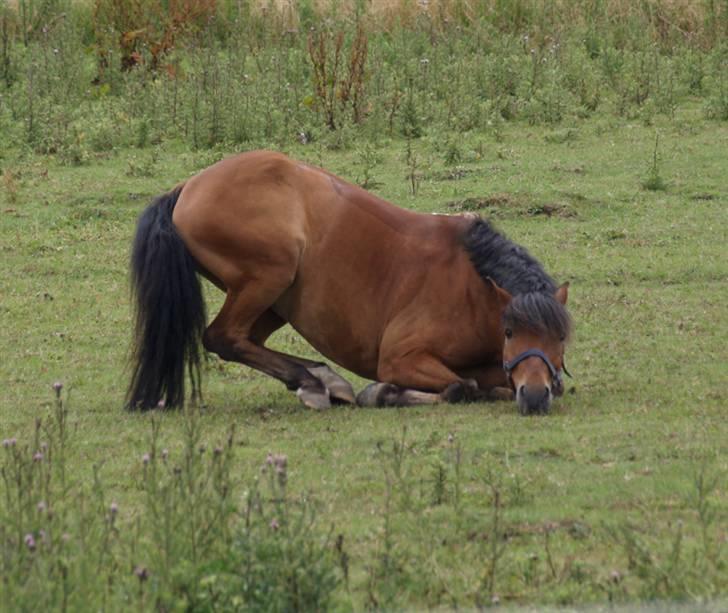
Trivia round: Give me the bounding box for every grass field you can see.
[1,96,727,608]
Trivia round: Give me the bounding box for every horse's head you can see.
[489,281,572,415]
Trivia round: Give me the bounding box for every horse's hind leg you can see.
[251,310,356,404]
[204,288,332,410]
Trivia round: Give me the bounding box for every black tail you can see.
[127,187,207,410]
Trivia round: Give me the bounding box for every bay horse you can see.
[128,150,572,415]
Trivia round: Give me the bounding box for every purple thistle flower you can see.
[134,565,149,581]
[142,453,150,465]
[266,452,274,465]
[271,454,288,485]
[610,569,622,583]
[37,501,47,513]
[33,452,43,462]
[3,438,16,448]
[161,448,169,460]
[24,533,36,551]
[213,446,223,456]
[273,454,287,469]
[52,381,63,397]
[157,399,165,409]
[447,433,454,443]
[110,502,119,516]
[270,518,280,531]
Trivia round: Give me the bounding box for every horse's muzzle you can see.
[516,384,552,416]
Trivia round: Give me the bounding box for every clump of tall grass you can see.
[603,462,725,602]
[642,132,668,191]
[0,385,341,611]
[0,0,726,157]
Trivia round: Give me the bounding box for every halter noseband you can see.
[503,348,571,391]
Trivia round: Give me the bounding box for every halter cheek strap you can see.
[503,348,571,389]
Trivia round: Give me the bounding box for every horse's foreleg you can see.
[357,379,512,407]
[359,348,517,407]
[357,351,480,407]
[378,350,465,392]
[356,380,485,407]
[356,382,442,407]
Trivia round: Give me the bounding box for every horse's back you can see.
[172,150,428,285]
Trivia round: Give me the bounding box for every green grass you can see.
[1,106,727,608]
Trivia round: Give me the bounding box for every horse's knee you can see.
[376,354,423,388]
[376,355,400,385]
[441,379,480,403]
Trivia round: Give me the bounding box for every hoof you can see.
[486,386,515,402]
[296,384,331,410]
[356,382,402,407]
[308,365,356,405]
[441,379,480,403]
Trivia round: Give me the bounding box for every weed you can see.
[690,462,722,564]
[125,150,159,178]
[0,389,340,611]
[58,128,90,167]
[544,128,578,144]
[403,137,422,196]
[307,23,368,130]
[444,139,463,166]
[400,88,422,139]
[367,429,415,609]
[604,463,726,602]
[476,468,508,606]
[2,167,18,204]
[356,142,382,188]
[704,48,728,120]
[641,132,668,191]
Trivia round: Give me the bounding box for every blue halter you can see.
[503,348,571,391]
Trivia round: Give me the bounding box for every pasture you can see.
[1,1,727,609]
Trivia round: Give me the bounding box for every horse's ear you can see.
[485,277,512,307]
[554,282,569,305]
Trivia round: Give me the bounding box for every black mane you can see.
[462,219,572,340]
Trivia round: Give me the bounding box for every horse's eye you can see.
[560,335,565,342]
[505,328,513,339]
